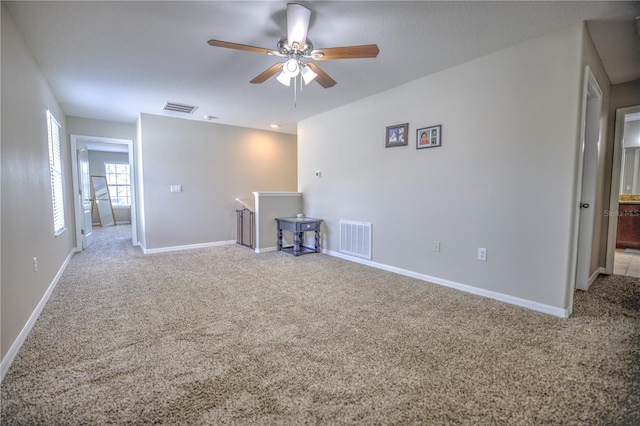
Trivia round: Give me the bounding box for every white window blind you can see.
[47,110,65,236]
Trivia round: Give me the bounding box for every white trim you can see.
[324,249,570,318]
[254,192,261,251]
[255,246,278,253]
[253,192,302,197]
[143,240,236,254]
[1,250,76,381]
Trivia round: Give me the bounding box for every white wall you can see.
[1,6,75,362]
[138,114,297,251]
[299,24,589,313]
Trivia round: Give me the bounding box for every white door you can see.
[575,68,602,291]
[78,148,94,248]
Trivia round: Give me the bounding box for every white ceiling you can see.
[4,1,639,135]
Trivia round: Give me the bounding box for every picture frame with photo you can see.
[416,125,442,149]
[385,123,409,148]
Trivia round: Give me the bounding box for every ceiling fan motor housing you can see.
[277,36,314,57]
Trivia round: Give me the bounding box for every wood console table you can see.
[275,217,322,256]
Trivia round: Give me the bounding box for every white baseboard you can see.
[1,249,76,381]
[255,246,278,254]
[143,240,236,254]
[324,249,570,318]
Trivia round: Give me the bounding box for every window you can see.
[105,162,131,206]
[47,110,65,236]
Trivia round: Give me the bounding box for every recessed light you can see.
[270,124,281,128]
[204,115,218,120]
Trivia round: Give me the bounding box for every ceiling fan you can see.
[207,3,379,90]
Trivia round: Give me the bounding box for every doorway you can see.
[574,66,603,291]
[605,105,640,278]
[70,135,137,251]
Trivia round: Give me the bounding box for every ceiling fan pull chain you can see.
[294,75,298,108]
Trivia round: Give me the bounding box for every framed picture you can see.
[385,123,409,148]
[416,125,442,149]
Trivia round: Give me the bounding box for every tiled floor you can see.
[614,249,640,277]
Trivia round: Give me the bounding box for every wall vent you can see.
[340,220,372,260]
[163,102,198,114]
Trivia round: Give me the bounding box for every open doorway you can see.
[70,135,137,251]
[606,105,640,278]
[574,66,603,291]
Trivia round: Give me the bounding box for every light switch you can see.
[170,185,182,193]
[477,248,487,261]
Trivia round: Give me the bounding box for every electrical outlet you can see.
[434,241,441,252]
[170,185,182,193]
[477,248,487,261]
[33,257,38,272]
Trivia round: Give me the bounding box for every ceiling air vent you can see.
[163,102,198,114]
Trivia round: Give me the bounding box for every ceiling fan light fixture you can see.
[282,58,300,77]
[301,64,317,85]
[276,71,291,86]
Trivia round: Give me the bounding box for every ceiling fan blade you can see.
[208,39,276,55]
[312,44,380,60]
[250,63,283,84]
[287,3,311,48]
[306,63,337,88]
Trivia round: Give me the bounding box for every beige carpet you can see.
[1,225,639,425]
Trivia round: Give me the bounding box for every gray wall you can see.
[254,193,303,252]
[138,114,297,250]
[298,23,600,313]
[623,120,640,148]
[88,150,129,176]
[1,6,75,361]
[67,116,136,142]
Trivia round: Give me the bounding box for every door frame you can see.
[568,66,603,313]
[604,105,640,273]
[76,147,93,249]
[70,134,137,250]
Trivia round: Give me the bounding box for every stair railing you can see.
[235,199,255,249]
